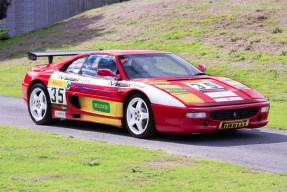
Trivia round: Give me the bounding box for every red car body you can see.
[22,50,269,137]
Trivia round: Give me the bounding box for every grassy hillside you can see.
[0,0,286,129]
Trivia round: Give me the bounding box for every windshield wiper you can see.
[166,73,207,81]
[195,72,206,76]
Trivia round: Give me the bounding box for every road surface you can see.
[0,96,286,173]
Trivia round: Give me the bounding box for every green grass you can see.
[268,102,287,130]
[0,0,287,130]
[0,126,286,191]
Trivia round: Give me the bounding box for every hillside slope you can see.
[0,0,286,129]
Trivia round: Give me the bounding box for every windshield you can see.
[118,53,202,79]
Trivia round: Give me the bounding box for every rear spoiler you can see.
[28,50,98,64]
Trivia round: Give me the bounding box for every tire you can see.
[28,83,53,125]
[124,94,157,138]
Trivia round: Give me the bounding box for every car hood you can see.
[144,76,267,107]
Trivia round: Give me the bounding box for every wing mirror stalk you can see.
[97,69,121,80]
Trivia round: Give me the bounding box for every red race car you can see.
[22,50,270,138]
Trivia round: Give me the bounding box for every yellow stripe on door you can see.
[79,97,123,118]
[80,114,122,127]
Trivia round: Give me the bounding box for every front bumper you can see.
[152,101,269,134]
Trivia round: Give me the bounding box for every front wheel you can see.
[28,83,53,125]
[124,94,157,138]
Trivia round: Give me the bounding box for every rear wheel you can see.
[125,94,157,138]
[28,84,53,125]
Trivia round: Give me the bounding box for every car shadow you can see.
[157,128,287,147]
[54,120,130,136]
[53,120,287,147]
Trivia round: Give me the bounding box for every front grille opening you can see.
[210,108,259,121]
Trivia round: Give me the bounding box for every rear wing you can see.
[28,50,97,64]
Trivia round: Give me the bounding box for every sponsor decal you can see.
[109,81,131,87]
[80,78,92,84]
[55,111,66,118]
[58,74,80,82]
[92,100,110,113]
[219,120,249,129]
[108,81,146,89]
[165,88,189,93]
[52,104,68,111]
[49,79,65,87]
[74,85,110,95]
[66,81,72,90]
[79,97,123,117]
[132,83,146,89]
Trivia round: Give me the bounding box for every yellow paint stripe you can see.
[79,97,123,118]
[182,80,207,84]
[174,93,204,104]
[215,77,227,80]
[155,85,182,89]
[225,80,240,86]
[80,114,122,127]
[48,79,67,88]
[147,81,172,85]
[171,92,187,95]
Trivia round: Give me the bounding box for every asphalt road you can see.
[1,96,287,174]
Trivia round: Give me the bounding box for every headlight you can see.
[186,112,206,118]
[261,106,269,113]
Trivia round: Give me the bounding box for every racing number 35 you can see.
[49,87,65,104]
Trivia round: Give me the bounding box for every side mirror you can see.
[198,64,206,73]
[97,69,120,80]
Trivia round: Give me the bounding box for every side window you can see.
[81,55,100,77]
[81,55,118,78]
[97,56,118,74]
[66,57,87,74]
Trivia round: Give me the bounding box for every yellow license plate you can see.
[219,120,249,129]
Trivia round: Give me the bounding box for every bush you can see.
[272,27,283,34]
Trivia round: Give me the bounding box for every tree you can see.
[0,0,12,20]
